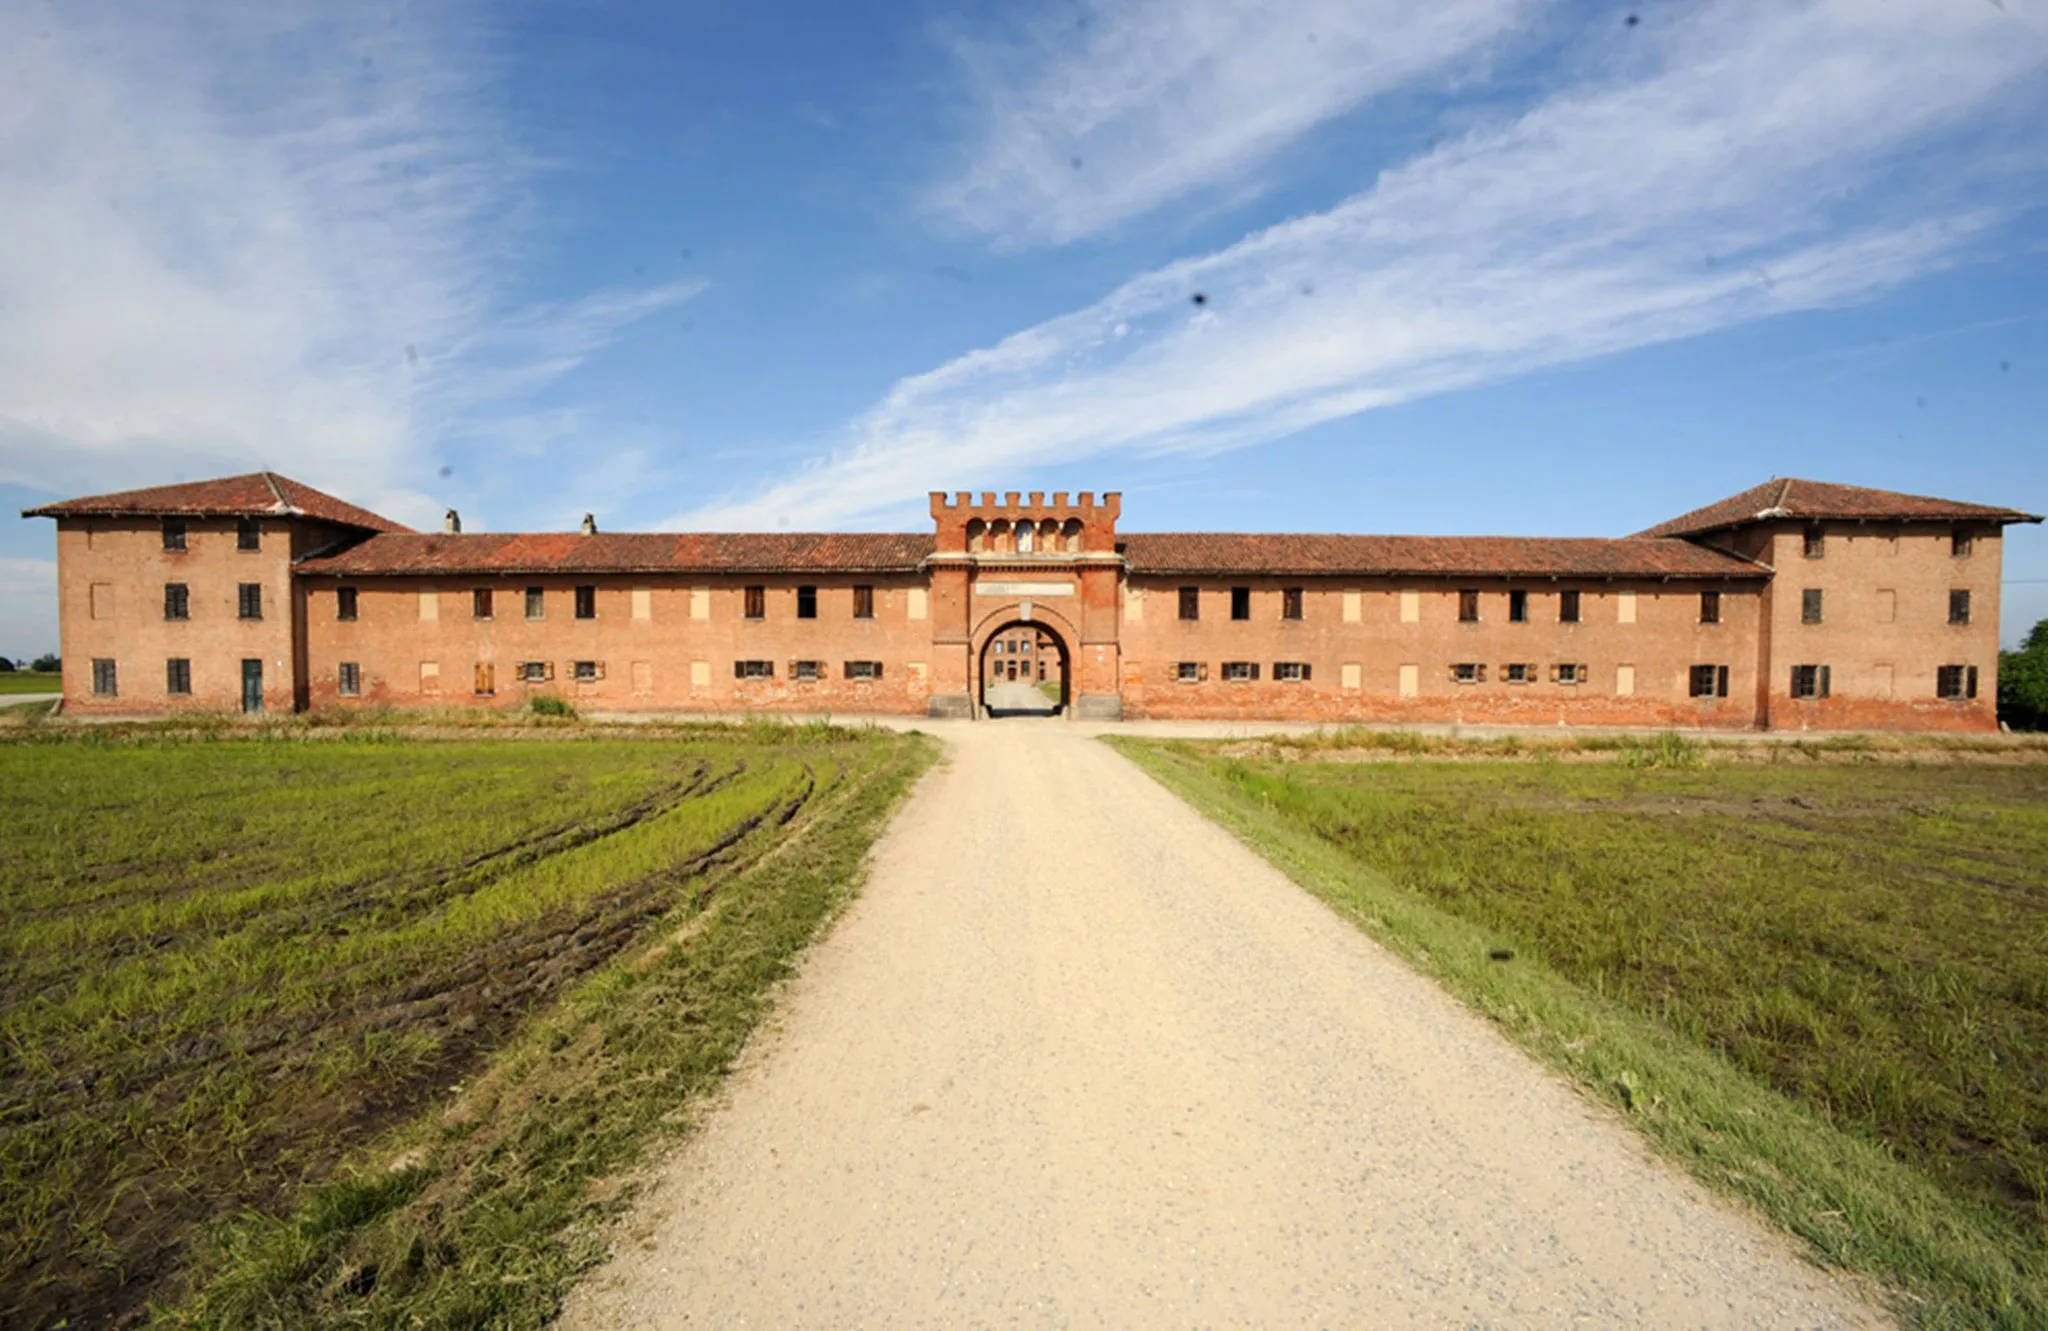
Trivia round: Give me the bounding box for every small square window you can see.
[1230,587,1251,621]
[162,519,187,552]
[1508,590,1528,623]
[1452,662,1483,684]
[238,583,263,620]
[1504,662,1534,684]
[1949,589,1970,626]
[338,662,360,696]
[520,661,551,683]
[164,582,189,621]
[92,658,117,696]
[797,586,818,619]
[1552,662,1586,685]
[1936,664,1979,700]
[1178,587,1199,620]
[1801,588,1822,624]
[1790,664,1830,699]
[1559,590,1580,624]
[1221,661,1258,681]
[337,587,358,621]
[1952,528,1973,558]
[473,588,494,620]
[793,659,823,680]
[845,660,883,680]
[238,518,261,551]
[745,586,766,620]
[1700,590,1721,625]
[167,658,191,695]
[1688,664,1729,698]
[573,660,600,682]
[1458,589,1480,623]
[1803,525,1824,559]
[526,586,545,620]
[1281,588,1303,620]
[574,586,596,619]
[736,659,773,679]
[853,585,875,619]
[1274,661,1309,682]
[1175,661,1203,683]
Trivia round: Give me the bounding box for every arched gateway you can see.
[925,491,1126,721]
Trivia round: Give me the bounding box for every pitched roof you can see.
[1634,478,2040,539]
[1119,533,1765,579]
[295,530,938,576]
[22,472,411,533]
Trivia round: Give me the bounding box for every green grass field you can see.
[1,722,934,1328]
[0,671,61,695]
[1114,737,2048,1328]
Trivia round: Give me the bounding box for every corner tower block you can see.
[929,489,1122,556]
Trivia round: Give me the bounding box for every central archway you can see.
[976,618,1071,718]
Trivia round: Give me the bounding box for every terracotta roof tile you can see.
[1635,478,2039,539]
[23,472,410,533]
[296,530,937,576]
[1120,533,1764,579]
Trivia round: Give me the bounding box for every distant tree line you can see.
[2001,619,2048,731]
[0,655,61,673]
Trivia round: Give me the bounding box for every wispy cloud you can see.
[925,0,1544,247]
[0,0,695,531]
[688,0,2048,530]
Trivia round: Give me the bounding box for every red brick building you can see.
[27,473,2039,731]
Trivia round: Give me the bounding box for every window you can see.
[1552,663,1586,685]
[1504,662,1535,684]
[473,588,493,620]
[525,586,545,620]
[1936,665,1979,700]
[853,585,875,619]
[797,586,818,619]
[1689,664,1730,698]
[735,659,774,679]
[338,662,360,696]
[1231,587,1251,620]
[845,660,883,680]
[1175,661,1204,683]
[573,660,601,682]
[1273,662,1310,682]
[164,582,189,621]
[238,517,261,551]
[1949,589,1971,626]
[474,662,495,696]
[1016,524,1034,553]
[1559,590,1580,623]
[1803,524,1824,559]
[1801,588,1822,624]
[1452,662,1484,684]
[337,587,358,621]
[745,585,766,619]
[238,583,263,620]
[1700,590,1721,625]
[1282,588,1303,620]
[1790,664,1831,699]
[167,658,191,695]
[1508,590,1528,623]
[793,659,823,680]
[1221,661,1259,681]
[162,518,187,551]
[574,585,596,619]
[519,661,553,683]
[92,658,117,696]
[1458,589,1480,622]
[1952,528,1973,558]
[1178,587,1199,620]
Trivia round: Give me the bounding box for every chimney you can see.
[443,508,461,534]
[581,513,598,535]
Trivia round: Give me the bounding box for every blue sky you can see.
[3,0,2046,656]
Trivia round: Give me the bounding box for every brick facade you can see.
[27,473,2039,732]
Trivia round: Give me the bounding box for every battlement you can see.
[928,490,1122,555]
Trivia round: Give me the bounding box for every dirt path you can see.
[561,721,1888,1329]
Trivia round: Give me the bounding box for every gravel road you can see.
[560,716,1889,1329]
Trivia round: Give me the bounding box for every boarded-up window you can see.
[474,662,495,696]
[1397,663,1418,697]
[632,587,653,621]
[631,660,653,692]
[1343,663,1364,691]
[1876,588,1896,623]
[690,660,711,687]
[90,583,113,620]
[1617,591,1637,624]
[1125,587,1144,622]
[907,588,928,621]
[419,591,438,622]
[420,661,440,693]
[906,661,928,682]
[690,587,711,620]
[1616,664,1636,696]
[1399,590,1419,623]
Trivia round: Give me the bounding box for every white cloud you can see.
[0,0,696,509]
[926,0,1544,247]
[687,0,2048,530]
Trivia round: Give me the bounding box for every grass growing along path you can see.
[1112,736,2048,1330]
[0,722,934,1328]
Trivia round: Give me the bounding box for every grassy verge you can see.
[1109,737,2048,1330]
[0,723,934,1328]
[0,672,61,695]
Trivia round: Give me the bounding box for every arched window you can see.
[990,519,1011,552]
[1063,518,1084,552]
[1016,523,1034,553]
[966,519,986,553]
